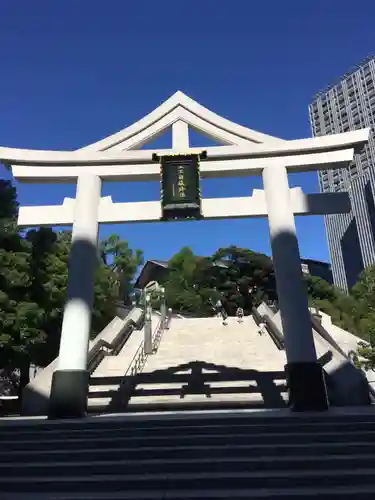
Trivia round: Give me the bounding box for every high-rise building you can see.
[309,56,375,291]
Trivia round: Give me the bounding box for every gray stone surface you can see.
[260,304,370,406]
[88,313,162,409]
[127,316,288,410]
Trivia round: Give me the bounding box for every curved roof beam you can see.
[78,91,284,152]
[115,108,180,151]
[172,92,284,145]
[113,105,254,151]
[175,107,253,147]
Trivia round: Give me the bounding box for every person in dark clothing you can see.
[236,307,244,323]
[221,307,228,325]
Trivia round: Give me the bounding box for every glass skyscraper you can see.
[309,56,375,291]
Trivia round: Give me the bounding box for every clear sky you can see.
[1,0,374,264]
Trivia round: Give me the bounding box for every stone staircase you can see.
[87,313,162,413]
[126,315,289,412]
[260,304,371,406]
[79,308,369,414]
[88,328,145,411]
[2,410,375,498]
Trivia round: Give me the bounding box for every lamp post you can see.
[160,287,166,330]
[144,294,152,355]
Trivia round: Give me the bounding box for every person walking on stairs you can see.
[236,307,244,323]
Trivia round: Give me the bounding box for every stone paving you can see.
[127,315,289,410]
[86,310,372,412]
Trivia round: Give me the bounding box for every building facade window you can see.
[311,56,375,291]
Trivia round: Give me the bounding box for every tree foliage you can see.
[351,265,375,369]
[163,248,210,315]
[162,244,375,367]
[0,181,144,394]
[100,234,144,304]
[0,181,44,393]
[211,246,277,315]
[162,246,277,316]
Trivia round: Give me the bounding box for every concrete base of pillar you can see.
[285,362,329,412]
[48,369,90,419]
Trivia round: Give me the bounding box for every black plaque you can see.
[157,153,203,220]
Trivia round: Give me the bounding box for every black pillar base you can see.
[285,362,329,412]
[48,369,90,419]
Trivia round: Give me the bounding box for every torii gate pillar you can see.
[263,165,328,411]
[49,173,102,418]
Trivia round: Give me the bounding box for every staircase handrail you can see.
[252,306,285,350]
[110,307,172,411]
[127,312,167,379]
[87,307,145,374]
[310,314,349,359]
[310,314,373,404]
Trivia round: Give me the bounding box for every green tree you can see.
[100,234,144,304]
[91,260,119,335]
[0,179,145,392]
[28,229,126,365]
[162,246,277,316]
[306,275,338,304]
[0,180,44,394]
[352,265,375,316]
[211,246,276,315]
[163,248,208,314]
[26,228,71,367]
[351,265,375,368]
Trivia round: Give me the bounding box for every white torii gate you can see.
[0,91,369,417]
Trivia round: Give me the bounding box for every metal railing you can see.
[60,288,167,412]
[87,308,145,374]
[111,306,172,411]
[129,308,171,378]
[254,303,373,404]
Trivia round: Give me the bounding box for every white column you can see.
[57,173,102,371]
[160,287,166,330]
[172,120,189,150]
[262,164,317,363]
[144,294,153,355]
[165,308,172,330]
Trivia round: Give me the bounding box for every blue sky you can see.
[1,0,374,265]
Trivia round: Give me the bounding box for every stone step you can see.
[2,468,375,494]
[87,314,164,409]
[2,440,375,463]
[1,453,375,478]
[124,315,288,411]
[4,485,375,500]
[2,408,375,434]
[127,393,288,410]
[3,428,375,451]
[3,416,375,440]
[2,411,375,497]
[88,328,145,408]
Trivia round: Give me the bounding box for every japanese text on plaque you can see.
[177,165,186,198]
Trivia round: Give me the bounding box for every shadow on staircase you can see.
[88,361,289,413]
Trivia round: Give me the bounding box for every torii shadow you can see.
[89,360,288,413]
